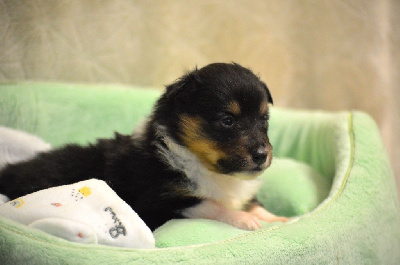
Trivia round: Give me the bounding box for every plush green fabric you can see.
[1,83,399,264]
[0,82,160,147]
[258,158,330,217]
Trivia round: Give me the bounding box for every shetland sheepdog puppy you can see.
[0,63,288,230]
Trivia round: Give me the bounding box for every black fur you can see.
[0,63,273,230]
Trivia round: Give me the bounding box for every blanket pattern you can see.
[0,179,155,249]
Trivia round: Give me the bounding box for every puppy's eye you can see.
[221,116,234,127]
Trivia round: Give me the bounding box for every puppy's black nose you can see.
[251,148,267,166]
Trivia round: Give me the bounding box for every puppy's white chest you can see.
[192,172,262,210]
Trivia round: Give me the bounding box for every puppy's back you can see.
[0,143,104,200]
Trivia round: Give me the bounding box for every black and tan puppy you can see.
[0,63,287,231]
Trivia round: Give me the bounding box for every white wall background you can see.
[1,0,399,196]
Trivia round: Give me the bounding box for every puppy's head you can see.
[155,63,273,179]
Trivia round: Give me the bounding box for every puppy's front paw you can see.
[182,200,264,230]
[249,205,289,223]
[226,211,262,231]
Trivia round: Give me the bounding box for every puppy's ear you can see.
[165,68,201,105]
[262,82,273,105]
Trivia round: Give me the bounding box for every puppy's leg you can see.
[246,200,289,223]
[182,199,262,230]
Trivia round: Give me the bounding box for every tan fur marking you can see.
[179,115,226,172]
[260,101,268,115]
[227,101,241,115]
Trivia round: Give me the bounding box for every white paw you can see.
[249,205,289,223]
[226,211,262,231]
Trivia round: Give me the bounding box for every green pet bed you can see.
[0,83,399,264]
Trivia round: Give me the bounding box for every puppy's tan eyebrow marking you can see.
[227,101,241,115]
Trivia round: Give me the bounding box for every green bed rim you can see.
[0,112,355,251]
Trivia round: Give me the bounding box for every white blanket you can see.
[0,127,155,249]
[0,179,155,249]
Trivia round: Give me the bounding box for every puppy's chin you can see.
[215,156,272,180]
[230,170,265,180]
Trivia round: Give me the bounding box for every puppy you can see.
[0,63,287,231]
